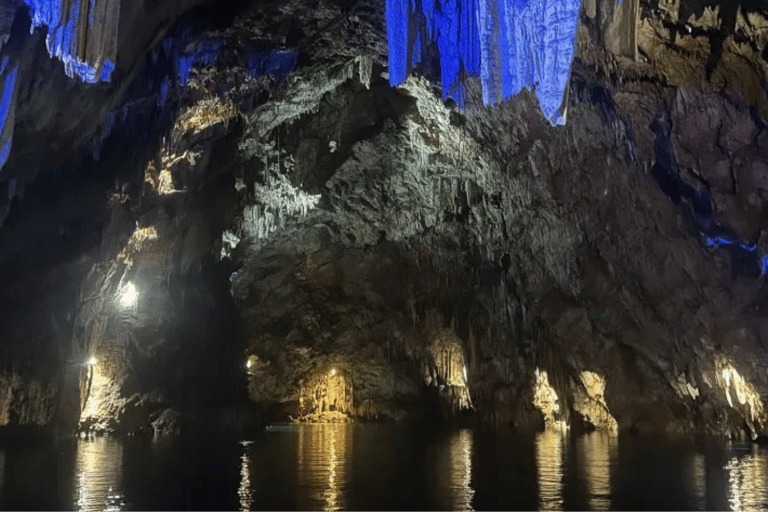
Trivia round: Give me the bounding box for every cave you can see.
[0,0,767,508]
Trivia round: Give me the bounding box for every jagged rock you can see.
[151,408,182,437]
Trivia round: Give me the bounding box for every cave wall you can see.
[0,0,250,436]
[225,0,768,437]
[0,0,218,224]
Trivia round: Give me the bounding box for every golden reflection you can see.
[238,448,253,511]
[297,423,353,511]
[73,438,124,512]
[689,452,706,511]
[726,445,768,511]
[442,428,475,511]
[536,428,566,511]
[577,431,617,511]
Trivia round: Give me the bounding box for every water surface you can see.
[0,425,766,510]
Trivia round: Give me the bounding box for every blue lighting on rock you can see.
[386,0,581,123]
[175,53,194,87]
[158,76,171,110]
[245,48,298,82]
[0,60,18,170]
[651,121,768,278]
[23,0,116,83]
[702,234,757,253]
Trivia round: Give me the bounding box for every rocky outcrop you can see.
[0,372,57,427]
[224,0,768,439]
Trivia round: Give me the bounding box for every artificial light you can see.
[329,368,336,377]
[119,282,138,308]
[88,357,97,366]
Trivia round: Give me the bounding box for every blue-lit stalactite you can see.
[23,0,119,83]
[0,56,18,170]
[386,0,581,124]
[650,119,768,278]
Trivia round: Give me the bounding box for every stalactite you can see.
[386,0,582,124]
[23,0,120,83]
[428,331,472,410]
[0,57,18,172]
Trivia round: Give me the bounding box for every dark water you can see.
[0,425,766,511]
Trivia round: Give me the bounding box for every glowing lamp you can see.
[119,282,138,308]
[88,357,97,366]
[247,359,253,369]
[329,368,336,377]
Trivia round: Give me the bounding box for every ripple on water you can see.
[297,423,354,511]
[536,429,566,512]
[726,444,768,511]
[73,438,126,512]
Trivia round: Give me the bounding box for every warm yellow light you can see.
[88,357,97,366]
[536,428,566,511]
[119,282,138,308]
[533,368,566,428]
[715,359,767,435]
[329,368,336,377]
[247,359,252,369]
[574,371,618,431]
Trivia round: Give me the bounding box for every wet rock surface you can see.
[0,0,767,441]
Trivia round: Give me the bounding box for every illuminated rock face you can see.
[532,369,563,428]
[386,0,582,123]
[5,0,768,439]
[295,369,355,421]
[572,371,617,432]
[23,0,119,83]
[425,331,472,411]
[714,359,768,439]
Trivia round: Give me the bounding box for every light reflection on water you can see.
[1,425,767,509]
[73,438,125,511]
[726,444,768,511]
[238,450,253,512]
[577,431,617,511]
[297,423,354,511]
[439,428,475,511]
[536,428,566,511]
[689,452,706,510]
